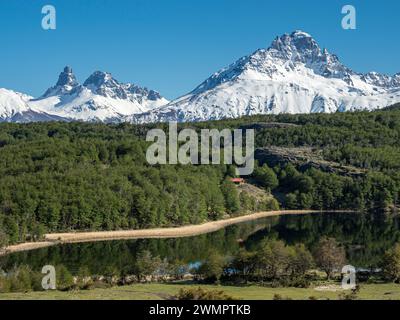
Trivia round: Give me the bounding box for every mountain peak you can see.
[83,71,126,98]
[191,30,329,95]
[270,30,321,60]
[83,71,116,88]
[56,66,78,87]
[25,67,168,121]
[134,30,400,124]
[0,88,31,120]
[267,30,353,80]
[41,66,79,98]
[291,30,313,38]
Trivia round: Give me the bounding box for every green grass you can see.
[1,282,400,300]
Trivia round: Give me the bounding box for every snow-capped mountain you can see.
[0,67,168,122]
[1,31,400,124]
[0,88,67,122]
[0,88,31,120]
[131,30,400,123]
[29,67,169,122]
[41,66,79,98]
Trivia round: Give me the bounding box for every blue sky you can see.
[0,0,399,99]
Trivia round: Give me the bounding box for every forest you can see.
[1,103,400,246]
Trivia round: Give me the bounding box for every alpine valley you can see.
[1,30,400,124]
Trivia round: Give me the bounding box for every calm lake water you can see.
[1,212,400,274]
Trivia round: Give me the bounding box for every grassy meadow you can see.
[1,282,400,300]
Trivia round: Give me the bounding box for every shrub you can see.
[175,287,236,300]
[382,243,400,282]
[9,266,33,292]
[56,265,75,291]
[0,275,11,293]
[273,294,292,300]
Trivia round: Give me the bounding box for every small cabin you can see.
[230,178,244,185]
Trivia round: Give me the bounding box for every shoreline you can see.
[1,210,352,256]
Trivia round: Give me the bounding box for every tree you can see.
[167,260,189,280]
[256,240,291,279]
[77,266,93,289]
[9,266,33,292]
[382,244,400,282]
[280,164,300,188]
[0,227,8,254]
[205,184,225,220]
[298,193,314,209]
[221,180,240,214]
[313,238,346,279]
[253,164,279,192]
[103,265,121,285]
[225,165,237,178]
[0,275,10,293]
[134,250,161,282]
[289,244,314,276]
[239,191,255,212]
[37,199,61,231]
[3,216,19,244]
[285,193,298,209]
[230,249,257,282]
[294,175,314,193]
[31,223,46,242]
[198,251,225,283]
[56,265,74,291]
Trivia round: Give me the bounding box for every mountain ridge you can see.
[130,30,400,123]
[1,30,400,123]
[1,67,168,123]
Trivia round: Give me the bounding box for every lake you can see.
[1,212,399,274]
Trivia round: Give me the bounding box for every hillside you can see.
[1,106,400,247]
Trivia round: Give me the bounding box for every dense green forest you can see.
[1,104,400,246]
[202,104,400,213]
[0,122,276,246]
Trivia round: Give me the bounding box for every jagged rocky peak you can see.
[269,31,398,87]
[82,71,164,102]
[268,30,352,80]
[361,71,400,88]
[56,66,78,87]
[83,71,127,99]
[361,72,392,88]
[270,30,321,58]
[193,30,352,95]
[2,66,169,122]
[132,30,400,124]
[83,71,116,88]
[124,84,163,101]
[42,66,80,97]
[391,73,400,87]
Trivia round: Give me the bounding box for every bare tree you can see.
[314,237,346,279]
